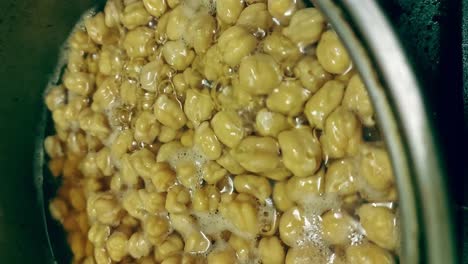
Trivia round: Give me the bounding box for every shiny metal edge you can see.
[312,1,456,263]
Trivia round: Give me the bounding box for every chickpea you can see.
[128,231,152,258]
[267,80,310,117]
[273,181,295,212]
[140,60,171,92]
[263,31,301,68]
[322,210,355,245]
[184,89,214,126]
[211,110,245,148]
[87,192,123,226]
[140,189,166,214]
[217,0,244,25]
[180,129,194,147]
[174,160,199,188]
[201,45,227,81]
[63,71,95,96]
[119,79,139,106]
[237,3,273,33]
[346,243,395,264]
[122,189,146,219]
[359,145,394,192]
[162,40,196,71]
[123,27,154,58]
[258,236,285,264]
[231,136,281,173]
[186,13,216,54]
[104,0,123,28]
[92,77,119,112]
[238,53,282,95]
[218,26,257,67]
[144,215,171,244]
[49,198,68,222]
[279,206,305,247]
[154,94,187,130]
[219,193,259,235]
[120,154,139,186]
[194,121,223,160]
[317,30,351,74]
[184,231,211,254]
[304,80,345,129]
[85,13,118,45]
[134,111,160,144]
[358,204,398,250]
[98,45,126,76]
[154,234,184,262]
[282,8,325,46]
[320,107,362,159]
[45,86,66,111]
[216,151,246,175]
[294,56,332,93]
[156,141,183,162]
[121,1,152,30]
[166,185,191,213]
[234,174,272,201]
[106,231,129,262]
[285,245,329,264]
[278,127,322,177]
[343,74,375,126]
[68,231,87,260]
[159,126,180,143]
[255,108,290,137]
[267,0,299,25]
[192,185,221,213]
[94,247,111,264]
[325,159,358,195]
[143,0,167,17]
[286,170,324,202]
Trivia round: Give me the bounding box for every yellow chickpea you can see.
[95,147,113,176]
[279,206,305,247]
[69,29,98,53]
[211,110,245,148]
[278,127,322,177]
[263,31,301,68]
[184,231,211,254]
[68,49,87,73]
[325,159,358,195]
[217,0,244,24]
[359,145,394,192]
[162,40,196,71]
[294,56,332,93]
[184,89,214,126]
[92,77,119,112]
[186,13,216,54]
[237,3,273,33]
[346,243,395,264]
[49,198,68,222]
[87,192,123,226]
[317,30,352,74]
[121,1,152,30]
[194,121,223,160]
[94,247,111,264]
[128,231,152,258]
[238,53,282,95]
[282,8,325,46]
[234,174,272,201]
[44,135,63,158]
[320,107,362,159]
[140,60,172,92]
[255,108,290,138]
[143,0,167,17]
[68,231,87,261]
[144,215,171,244]
[322,210,356,245]
[134,111,160,144]
[154,94,187,130]
[273,181,295,212]
[219,193,259,235]
[119,79,139,106]
[231,136,281,173]
[139,189,166,214]
[201,45,226,81]
[358,204,398,250]
[88,223,111,247]
[154,233,184,262]
[45,86,66,111]
[343,74,375,126]
[120,154,139,186]
[169,213,197,238]
[166,185,191,213]
[103,0,122,28]
[216,151,246,175]
[286,172,324,204]
[122,189,146,219]
[267,0,299,25]
[85,13,118,45]
[267,80,310,117]
[192,185,221,213]
[304,80,345,129]
[123,27,154,58]
[285,245,331,264]
[156,141,183,162]
[218,26,257,67]
[258,236,285,264]
[174,160,199,188]
[166,5,191,41]
[159,126,180,143]
[63,71,95,96]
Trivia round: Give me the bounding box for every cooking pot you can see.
[0,0,458,263]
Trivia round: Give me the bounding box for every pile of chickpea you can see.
[44,0,399,263]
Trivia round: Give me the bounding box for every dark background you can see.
[0,0,465,263]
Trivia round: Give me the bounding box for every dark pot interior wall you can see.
[0,0,462,263]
